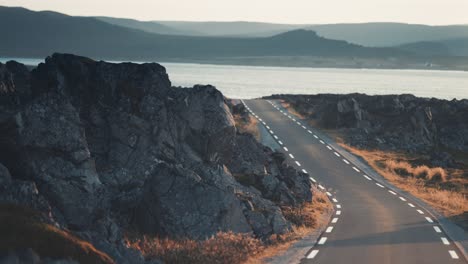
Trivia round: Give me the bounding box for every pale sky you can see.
[1,0,467,25]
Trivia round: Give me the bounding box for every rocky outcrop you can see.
[0,54,312,263]
[268,93,468,167]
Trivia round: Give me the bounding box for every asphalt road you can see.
[244,99,466,264]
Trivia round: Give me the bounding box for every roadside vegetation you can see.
[127,188,332,264]
[0,204,114,264]
[340,145,467,220]
[281,101,467,230]
[233,110,261,140]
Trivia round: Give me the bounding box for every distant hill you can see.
[396,38,468,56]
[153,21,304,37]
[130,21,468,48]
[95,16,195,35]
[1,6,467,70]
[307,23,468,47]
[0,6,404,60]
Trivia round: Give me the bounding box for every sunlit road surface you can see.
[244,99,466,264]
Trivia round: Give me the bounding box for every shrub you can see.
[127,232,264,264]
[0,204,114,264]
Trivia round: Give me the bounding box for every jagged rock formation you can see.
[267,93,468,166]
[0,54,312,263]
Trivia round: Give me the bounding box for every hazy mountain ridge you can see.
[0,6,405,59]
[1,6,468,70]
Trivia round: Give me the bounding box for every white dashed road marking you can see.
[325,226,334,233]
[295,161,301,166]
[302,169,308,174]
[343,159,350,164]
[425,217,434,223]
[318,237,328,245]
[376,183,384,188]
[417,210,424,215]
[449,250,459,259]
[327,146,332,150]
[332,198,338,203]
[278,140,283,145]
[433,226,442,233]
[307,250,319,259]
[314,135,319,139]
[310,177,317,183]
[352,167,360,172]
[336,204,341,209]
[283,147,289,152]
[326,192,332,196]
[318,185,325,190]
[334,152,340,157]
[399,197,407,201]
[331,218,339,223]
[389,190,397,195]
[307,130,312,134]
[441,237,450,245]
[408,203,415,208]
[320,140,325,144]
[364,175,372,180]
[336,210,342,215]
[289,153,295,159]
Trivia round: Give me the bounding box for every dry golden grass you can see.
[340,144,467,217]
[244,189,333,263]
[127,232,264,264]
[280,101,306,119]
[128,189,333,264]
[234,113,260,140]
[0,204,114,264]
[383,160,448,182]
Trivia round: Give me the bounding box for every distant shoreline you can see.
[1,56,467,72]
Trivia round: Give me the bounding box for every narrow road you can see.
[244,99,466,264]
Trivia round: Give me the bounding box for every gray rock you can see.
[0,54,312,263]
[0,163,11,186]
